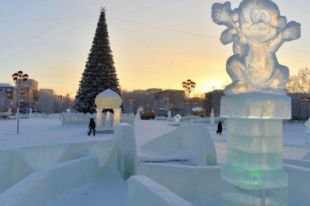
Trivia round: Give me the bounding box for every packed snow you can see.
[0,116,308,165]
[0,117,112,149]
[0,116,308,151]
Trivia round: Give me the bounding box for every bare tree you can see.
[38,92,57,114]
[286,67,310,93]
[286,67,310,120]
[61,94,73,112]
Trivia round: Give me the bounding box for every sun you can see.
[195,79,225,94]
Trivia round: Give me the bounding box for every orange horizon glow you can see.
[0,0,309,98]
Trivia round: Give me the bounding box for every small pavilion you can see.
[95,89,122,133]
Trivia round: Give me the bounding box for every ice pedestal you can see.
[221,93,291,206]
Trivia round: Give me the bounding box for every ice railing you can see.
[179,115,224,124]
[61,112,135,126]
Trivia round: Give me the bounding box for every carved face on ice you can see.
[239,0,285,42]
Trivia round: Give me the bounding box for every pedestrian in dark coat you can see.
[216,121,223,135]
[88,118,96,136]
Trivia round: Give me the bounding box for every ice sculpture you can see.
[212,0,300,94]
[210,108,215,126]
[212,0,300,205]
[95,89,122,133]
[105,111,113,128]
[135,106,144,120]
[174,114,181,123]
[305,118,310,145]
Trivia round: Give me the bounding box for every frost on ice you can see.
[212,0,301,94]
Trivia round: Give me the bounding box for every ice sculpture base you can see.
[221,93,290,206]
[221,181,288,206]
[221,93,291,119]
[97,128,114,134]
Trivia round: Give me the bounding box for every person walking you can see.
[88,118,96,136]
[216,121,223,135]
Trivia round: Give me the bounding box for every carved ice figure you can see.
[210,108,215,126]
[305,118,310,144]
[212,0,301,94]
[167,111,172,121]
[174,114,182,123]
[213,1,301,205]
[105,111,112,128]
[136,106,144,120]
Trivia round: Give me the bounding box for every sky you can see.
[0,0,309,96]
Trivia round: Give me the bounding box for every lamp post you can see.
[12,71,29,134]
[58,95,63,113]
[128,98,134,114]
[182,79,196,123]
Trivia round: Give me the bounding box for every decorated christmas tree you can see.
[74,8,120,113]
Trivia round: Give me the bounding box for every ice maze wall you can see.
[0,124,136,205]
[128,176,193,206]
[139,124,217,166]
[0,155,99,206]
[285,165,310,206]
[137,163,222,202]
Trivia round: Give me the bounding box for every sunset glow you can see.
[0,0,309,96]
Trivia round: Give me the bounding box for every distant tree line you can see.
[286,67,310,93]
[38,92,73,114]
[286,67,310,120]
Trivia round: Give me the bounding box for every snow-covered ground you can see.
[0,117,112,149]
[0,118,174,150]
[0,117,308,151]
[0,117,308,165]
[0,116,309,206]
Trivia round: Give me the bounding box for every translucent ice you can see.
[222,165,288,190]
[222,181,288,206]
[226,147,283,170]
[221,93,291,119]
[212,0,301,94]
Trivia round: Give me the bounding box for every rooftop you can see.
[0,83,14,88]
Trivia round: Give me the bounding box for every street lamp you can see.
[58,95,63,113]
[12,71,29,134]
[182,79,196,119]
[182,79,196,98]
